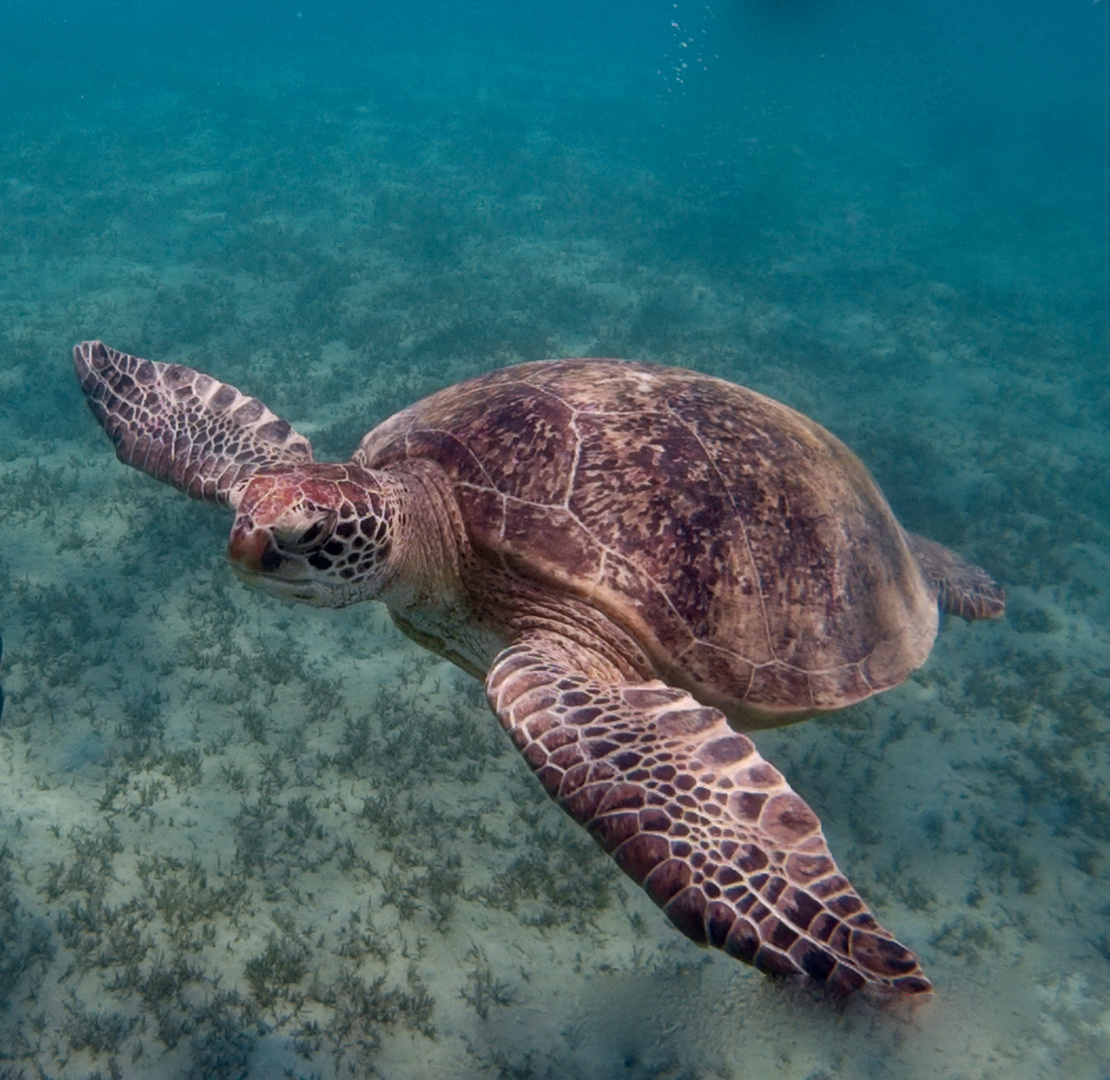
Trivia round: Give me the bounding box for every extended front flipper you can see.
[74,340,314,507]
[486,634,931,995]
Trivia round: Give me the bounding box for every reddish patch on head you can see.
[227,523,273,573]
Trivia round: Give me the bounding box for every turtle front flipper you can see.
[486,636,932,996]
[905,532,1005,622]
[74,340,313,507]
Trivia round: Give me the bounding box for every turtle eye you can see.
[277,512,336,553]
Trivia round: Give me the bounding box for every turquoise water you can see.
[1,2,1109,1077]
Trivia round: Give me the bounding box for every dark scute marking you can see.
[587,760,617,784]
[611,750,642,771]
[587,738,620,760]
[753,945,801,978]
[536,765,563,795]
[524,713,558,738]
[638,807,671,833]
[782,888,824,931]
[211,385,237,410]
[808,912,838,943]
[748,900,770,923]
[539,727,577,752]
[566,706,604,725]
[588,812,639,851]
[561,690,593,707]
[811,874,853,902]
[699,735,754,765]
[786,852,834,883]
[798,943,837,982]
[825,892,863,917]
[735,891,758,914]
[613,833,669,883]
[558,762,592,799]
[762,793,819,841]
[256,418,292,442]
[731,792,768,821]
[765,917,799,951]
[827,965,866,996]
[644,858,693,905]
[850,931,920,976]
[656,707,719,736]
[596,783,645,814]
[561,782,606,822]
[724,918,760,964]
[892,974,932,995]
[747,762,778,785]
[705,901,736,949]
[547,744,584,770]
[233,397,265,423]
[761,876,787,906]
[622,687,685,709]
[664,887,709,943]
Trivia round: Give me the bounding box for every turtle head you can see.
[227,464,401,608]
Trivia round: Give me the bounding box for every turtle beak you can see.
[227,521,273,578]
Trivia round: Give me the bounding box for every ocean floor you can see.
[1,6,1109,1078]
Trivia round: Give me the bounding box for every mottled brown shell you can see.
[355,360,937,723]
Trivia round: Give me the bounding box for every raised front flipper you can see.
[486,636,932,995]
[74,340,313,507]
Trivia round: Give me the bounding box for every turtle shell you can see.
[355,360,937,725]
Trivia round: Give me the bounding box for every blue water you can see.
[1,2,1108,1077]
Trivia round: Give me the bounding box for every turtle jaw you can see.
[227,525,319,604]
[229,560,318,604]
[227,526,369,607]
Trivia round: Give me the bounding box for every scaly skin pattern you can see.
[74,340,313,507]
[487,635,933,995]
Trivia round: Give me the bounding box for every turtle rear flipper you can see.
[906,532,1005,622]
[486,633,932,996]
[74,341,314,508]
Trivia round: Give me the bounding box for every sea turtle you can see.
[75,340,1003,996]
